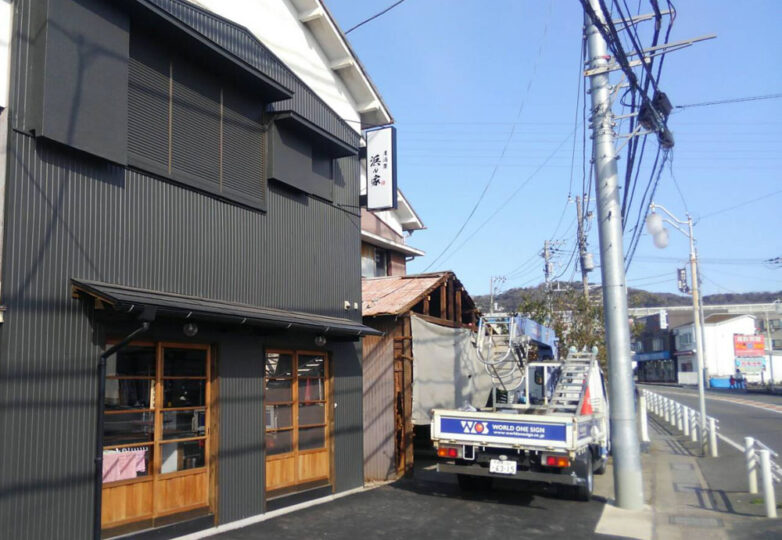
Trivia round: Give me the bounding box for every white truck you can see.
[430,315,609,500]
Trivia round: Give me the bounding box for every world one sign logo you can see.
[460,420,488,434]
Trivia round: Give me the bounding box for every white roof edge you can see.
[396,190,425,231]
[361,231,425,257]
[307,0,394,127]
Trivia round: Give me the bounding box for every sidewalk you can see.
[594,414,782,539]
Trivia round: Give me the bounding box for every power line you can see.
[344,0,408,34]
[697,188,782,221]
[422,5,552,272]
[675,93,782,110]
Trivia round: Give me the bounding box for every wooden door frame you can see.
[264,349,333,494]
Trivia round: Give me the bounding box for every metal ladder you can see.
[476,314,527,392]
[548,351,595,413]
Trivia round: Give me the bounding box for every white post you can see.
[683,406,690,437]
[745,437,758,494]
[639,394,650,442]
[669,400,676,428]
[759,449,777,518]
[691,412,698,442]
[677,403,684,431]
[709,418,718,458]
[664,398,671,423]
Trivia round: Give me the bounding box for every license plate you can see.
[489,459,517,475]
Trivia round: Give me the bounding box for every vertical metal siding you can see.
[331,341,364,492]
[148,0,360,148]
[217,336,265,523]
[1,1,365,537]
[361,318,398,481]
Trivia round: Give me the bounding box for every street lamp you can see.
[646,202,709,455]
[764,299,782,391]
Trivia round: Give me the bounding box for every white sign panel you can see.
[366,126,397,210]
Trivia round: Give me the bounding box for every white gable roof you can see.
[186,0,392,132]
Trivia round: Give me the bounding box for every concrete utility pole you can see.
[543,240,552,318]
[687,218,708,454]
[576,196,590,302]
[584,0,644,509]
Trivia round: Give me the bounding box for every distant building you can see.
[631,303,781,385]
[673,314,756,385]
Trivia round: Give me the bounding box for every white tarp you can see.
[411,314,494,425]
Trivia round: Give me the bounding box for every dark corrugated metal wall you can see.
[217,336,265,523]
[1,1,368,536]
[148,0,359,149]
[331,341,365,492]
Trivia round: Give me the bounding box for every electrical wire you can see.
[422,4,552,272]
[344,0,408,34]
[675,93,782,110]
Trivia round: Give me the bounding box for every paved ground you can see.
[174,396,782,540]
[209,464,622,539]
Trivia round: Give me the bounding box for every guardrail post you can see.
[691,412,698,443]
[664,398,671,424]
[639,394,650,442]
[759,449,777,518]
[682,406,690,437]
[745,437,758,494]
[709,417,718,458]
[669,400,677,428]
[677,403,684,431]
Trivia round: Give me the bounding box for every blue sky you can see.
[327,0,782,298]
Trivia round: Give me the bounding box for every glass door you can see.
[264,350,330,494]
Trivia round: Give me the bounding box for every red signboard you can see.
[734,334,765,357]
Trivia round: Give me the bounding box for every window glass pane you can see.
[266,430,293,455]
[107,346,155,377]
[162,409,206,440]
[103,412,154,446]
[265,378,292,402]
[102,446,152,483]
[105,379,153,410]
[299,403,325,426]
[164,348,207,377]
[265,405,292,430]
[163,379,206,408]
[160,440,205,474]
[298,378,324,402]
[297,355,324,377]
[266,353,293,377]
[298,426,325,451]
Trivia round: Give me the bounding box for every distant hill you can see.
[473,282,782,313]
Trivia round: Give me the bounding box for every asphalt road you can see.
[212,472,622,540]
[641,385,782,459]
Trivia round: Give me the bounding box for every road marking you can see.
[650,388,782,415]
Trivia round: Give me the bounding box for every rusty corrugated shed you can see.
[362,273,448,317]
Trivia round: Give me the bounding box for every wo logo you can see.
[460,420,489,434]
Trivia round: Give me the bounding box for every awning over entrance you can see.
[72,278,381,337]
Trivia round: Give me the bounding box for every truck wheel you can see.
[457,474,492,491]
[574,452,594,501]
[594,454,607,475]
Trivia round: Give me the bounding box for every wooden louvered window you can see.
[127,30,267,210]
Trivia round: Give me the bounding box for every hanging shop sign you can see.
[366,126,397,210]
[733,334,765,357]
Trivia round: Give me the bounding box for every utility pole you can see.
[543,240,552,318]
[687,218,708,454]
[584,0,644,510]
[576,195,590,302]
[489,275,506,314]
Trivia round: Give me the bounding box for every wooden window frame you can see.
[102,342,212,486]
[264,350,331,462]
